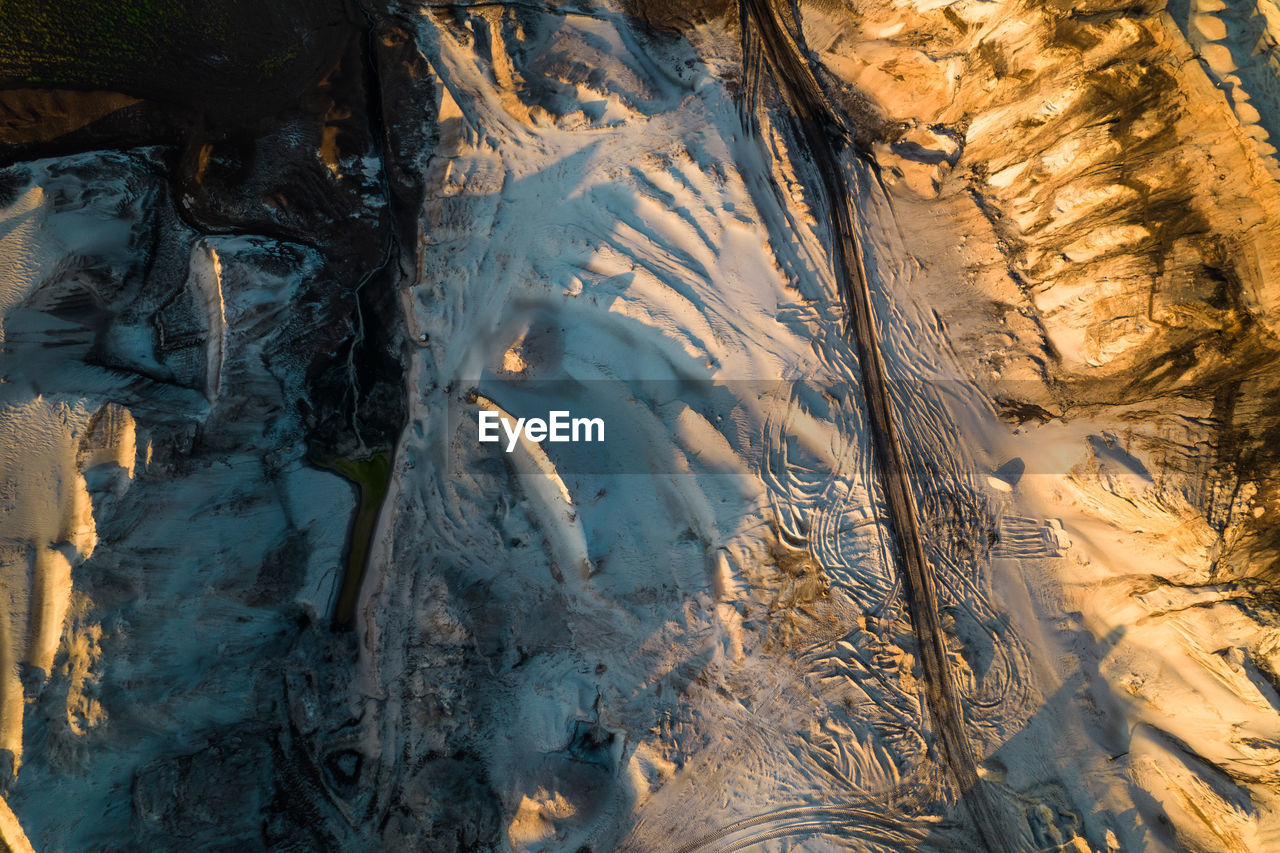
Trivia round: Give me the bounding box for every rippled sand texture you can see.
[362,2,1280,849]
[3,0,1280,850]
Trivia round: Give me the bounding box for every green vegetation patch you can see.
[309,449,392,631]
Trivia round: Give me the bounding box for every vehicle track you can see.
[738,0,1010,849]
[666,798,934,853]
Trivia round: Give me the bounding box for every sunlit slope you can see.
[3,0,1280,849]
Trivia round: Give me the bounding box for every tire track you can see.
[737,0,1010,848]
[667,799,934,853]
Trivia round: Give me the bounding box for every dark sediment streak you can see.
[739,0,1009,848]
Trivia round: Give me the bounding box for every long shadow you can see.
[917,624,1164,851]
[1165,0,1280,173]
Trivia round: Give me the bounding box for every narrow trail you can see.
[739,0,1009,848]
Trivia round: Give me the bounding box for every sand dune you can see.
[2,0,1280,849]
